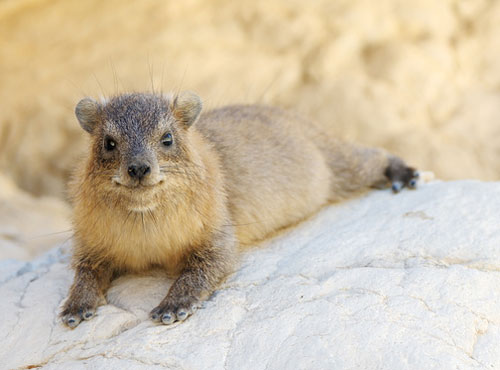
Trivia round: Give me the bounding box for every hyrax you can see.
[61,91,418,328]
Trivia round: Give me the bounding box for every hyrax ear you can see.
[75,98,101,134]
[172,91,202,127]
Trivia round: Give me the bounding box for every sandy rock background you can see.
[1,0,500,200]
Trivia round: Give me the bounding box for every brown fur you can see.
[61,92,417,328]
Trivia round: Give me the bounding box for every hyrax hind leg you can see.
[324,139,418,201]
[150,228,236,325]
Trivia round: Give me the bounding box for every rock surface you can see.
[1,180,499,369]
[0,174,71,260]
[1,0,500,197]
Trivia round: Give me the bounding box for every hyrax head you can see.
[75,92,202,193]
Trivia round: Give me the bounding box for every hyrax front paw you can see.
[150,296,200,325]
[60,298,99,329]
[385,157,419,193]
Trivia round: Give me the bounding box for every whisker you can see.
[25,229,73,240]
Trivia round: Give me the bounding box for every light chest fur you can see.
[73,197,206,273]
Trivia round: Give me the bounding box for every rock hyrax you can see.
[61,91,418,328]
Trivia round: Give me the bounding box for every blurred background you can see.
[1,0,499,259]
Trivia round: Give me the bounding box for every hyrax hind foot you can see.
[385,157,419,193]
[150,295,201,325]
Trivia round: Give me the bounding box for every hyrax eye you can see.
[162,133,173,147]
[104,137,116,151]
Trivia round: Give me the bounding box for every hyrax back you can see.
[61,92,418,328]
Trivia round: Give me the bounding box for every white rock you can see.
[0,174,71,260]
[1,181,499,369]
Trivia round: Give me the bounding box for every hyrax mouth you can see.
[110,178,163,212]
[112,177,164,189]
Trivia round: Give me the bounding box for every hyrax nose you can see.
[128,163,151,180]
